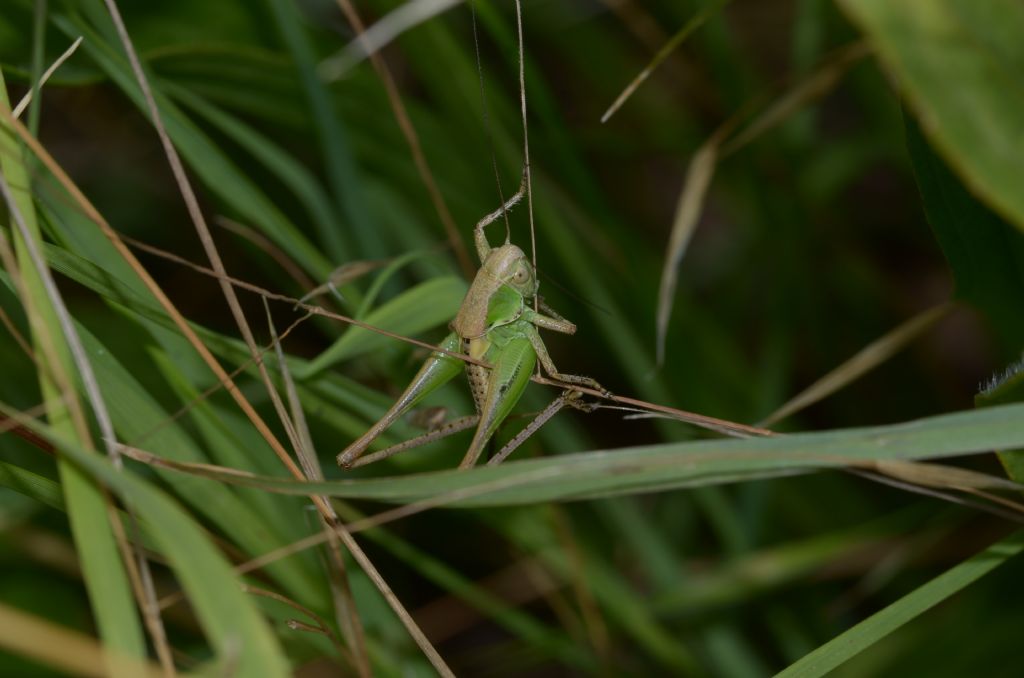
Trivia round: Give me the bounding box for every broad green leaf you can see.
[839,0,1024,232]
[904,115,1024,352]
[906,113,1024,485]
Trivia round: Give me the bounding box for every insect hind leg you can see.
[349,414,480,468]
[337,332,463,468]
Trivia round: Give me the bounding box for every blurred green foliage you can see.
[1,0,1023,675]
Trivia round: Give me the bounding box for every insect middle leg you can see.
[523,323,609,396]
[486,390,597,466]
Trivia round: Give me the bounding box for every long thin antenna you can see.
[513,0,538,289]
[471,1,511,243]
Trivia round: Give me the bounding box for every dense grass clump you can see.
[1,1,1023,675]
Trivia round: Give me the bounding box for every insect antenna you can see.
[513,0,539,300]
[470,1,512,245]
[471,0,537,262]
[540,270,614,317]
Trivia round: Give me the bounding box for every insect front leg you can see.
[337,332,464,468]
[473,169,528,261]
[537,298,573,327]
[524,305,575,335]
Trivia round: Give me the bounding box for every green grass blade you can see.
[51,11,333,278]
[4,406,292,677]
[777,530,1024,677]
[1,70,146,671]
[135,402,1024,506]
[333,503,596,672]
[261,0,371,260]
[166,84,341,259]
[0,460,64,512]
[74,319,325,607]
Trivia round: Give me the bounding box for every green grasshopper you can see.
[336,0,604,470]
[336,184,606,470]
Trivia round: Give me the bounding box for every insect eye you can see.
[513,268,528,283]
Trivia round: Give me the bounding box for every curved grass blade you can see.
[760,302,952,427]
[601,0,731,123]
[655,136,718,366]
[320,0,465,80]
[657,41,871,367]
[12,36,83,120]
[124,402,1024,507]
